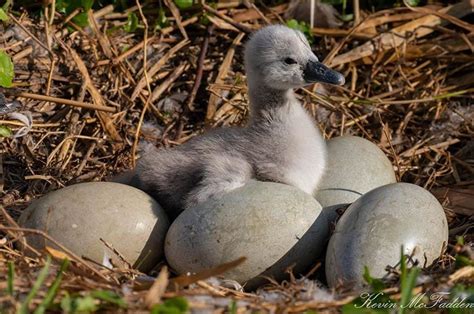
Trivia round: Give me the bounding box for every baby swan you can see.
[129,25,345,219]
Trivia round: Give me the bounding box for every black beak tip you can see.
[334,72,345,86]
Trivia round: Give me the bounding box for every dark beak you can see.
[303,60,345,85]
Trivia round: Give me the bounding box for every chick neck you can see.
[246,76,297,124]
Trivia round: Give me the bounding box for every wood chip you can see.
[145,266,169,308]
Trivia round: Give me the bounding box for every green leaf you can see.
[65,0,94,12]
[35,259,70,314]
[286,19,300,31]
[341,14,354,22]
[19,256,52,314]
[124,12,139,32]
[199,12,210,26]
[2,0,12,11]
[55,0,68,13]
[406,0,420,7]
[81,0,94,11]
[0,51,14,87]
[60,289,126,312]
[90,290,127,308]
[174,0,193,10]
[60,293,98,313]
[343,267,395,313]
[285,19,314,44]
[363,266,385,292]
[155,8,168,30]
[72,12,89,28]
[455,255,474,268]
[151,297,189,314]
[58,0,94,28]
[0,8,8,21]
[0,125,12,137]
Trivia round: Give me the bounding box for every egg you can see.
[19,182,169,272]
[325,183,448,288]
[165,180,325,287]
[315,135,396,208]
[314,136,397,235]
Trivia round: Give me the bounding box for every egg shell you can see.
[19,182,169,272]
[315,136,397,208]
[165,180,324,286]
[325,183,448,288]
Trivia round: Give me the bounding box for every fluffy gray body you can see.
[128,25,344,218]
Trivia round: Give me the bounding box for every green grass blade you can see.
[399,267,420,312]
[399,246,407,314]
[34,258,69,314]
[89,290,127,308]
[229,300,237,314]
[7,261,14,296]
[18,256,52,314]
[0,8,8,21]
[400,246,406,282]
[399,254,421,314]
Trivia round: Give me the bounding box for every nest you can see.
[0,1,473,312]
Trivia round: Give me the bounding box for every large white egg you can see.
[19,182,169,272]
[325,183,448,288]
[315,136,396,208]
[165,180,325,287]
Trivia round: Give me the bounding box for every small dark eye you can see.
[284,57,297,65]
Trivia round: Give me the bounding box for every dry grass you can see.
[0,0,473,312]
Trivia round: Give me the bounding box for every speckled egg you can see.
[325,183,448,288]
[165,180,324,286]
[19,182,169,272]
[315,136,396,208]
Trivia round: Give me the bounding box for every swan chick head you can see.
[244,25,345,90]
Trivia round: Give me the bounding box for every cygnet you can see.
[127,25,345,218]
